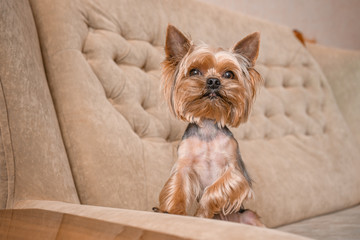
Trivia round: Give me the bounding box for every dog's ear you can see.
[165,25,191,64]
[232,32,260,66]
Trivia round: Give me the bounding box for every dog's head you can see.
[161,25,262,127]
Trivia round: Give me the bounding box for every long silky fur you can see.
[161,44,262,127]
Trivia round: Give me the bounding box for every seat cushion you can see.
[29,0,360,227]
[278,204,360,240]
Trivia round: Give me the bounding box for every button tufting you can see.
[302,79,310,89]
[263,132,268,139]
[320,80,326,89]
[302,61,310,67]
[282,75,303,88]
[322,125,328,134]
[284,110,291,118]
[264,109,275,119]
[80,11,329,142]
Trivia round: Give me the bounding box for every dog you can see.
[154,25,264,227]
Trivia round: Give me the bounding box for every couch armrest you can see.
[0,0,80,208]
[307,43,360,145]
[14,200,312,240]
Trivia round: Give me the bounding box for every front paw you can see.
[195,168,253,217]
[214,210,266,227]
[152,207,168,213]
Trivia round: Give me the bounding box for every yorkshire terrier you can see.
[154,25,264,227]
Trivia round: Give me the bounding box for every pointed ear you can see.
[232,32,260,66]
[165,25,191,63]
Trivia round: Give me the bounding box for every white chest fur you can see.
[177,130,238,189]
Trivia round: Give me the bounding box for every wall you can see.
[200,0,360,50]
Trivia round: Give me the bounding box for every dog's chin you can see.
[180,98,231,127]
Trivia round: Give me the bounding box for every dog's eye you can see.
[189,68,202,76]
[223,71,235,79]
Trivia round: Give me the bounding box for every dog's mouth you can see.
[202,90,221,100]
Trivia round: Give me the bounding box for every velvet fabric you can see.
[15,200,312,240]
[0,0,80,209]
[1,0,360,239]
[278,205,360,240]
[307,43,360,145]
[26,0,360,228]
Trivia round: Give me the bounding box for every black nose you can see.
[207,78,221,90]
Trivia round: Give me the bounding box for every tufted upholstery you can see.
[28,0,360,228]
[307,43,360,146]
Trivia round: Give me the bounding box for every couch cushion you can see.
[307,43,360,146]
[29,0,360,227]
[278,204,360,240]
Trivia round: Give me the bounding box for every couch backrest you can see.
[29,0,360,227]
[308,43,360,146]
[0,0,80,208]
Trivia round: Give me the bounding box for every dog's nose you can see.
[206,78,221,89]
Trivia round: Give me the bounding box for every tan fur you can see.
[159,165,200,215]
[161,31,262,127]
[195,163,252,218]
[157,25,263,226]
[159,130,252,217]
[214,210,266,227]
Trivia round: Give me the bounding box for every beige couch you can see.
[1,0,359,239]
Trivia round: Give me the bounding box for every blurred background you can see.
[200,0,360,51]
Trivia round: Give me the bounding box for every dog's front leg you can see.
[195,166,252,218]
[158,164,200,215]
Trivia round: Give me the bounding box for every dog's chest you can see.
[178,131,238,188]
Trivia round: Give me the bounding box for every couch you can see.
[1,0,359,239]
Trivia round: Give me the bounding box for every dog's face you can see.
[162,25,262,127]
